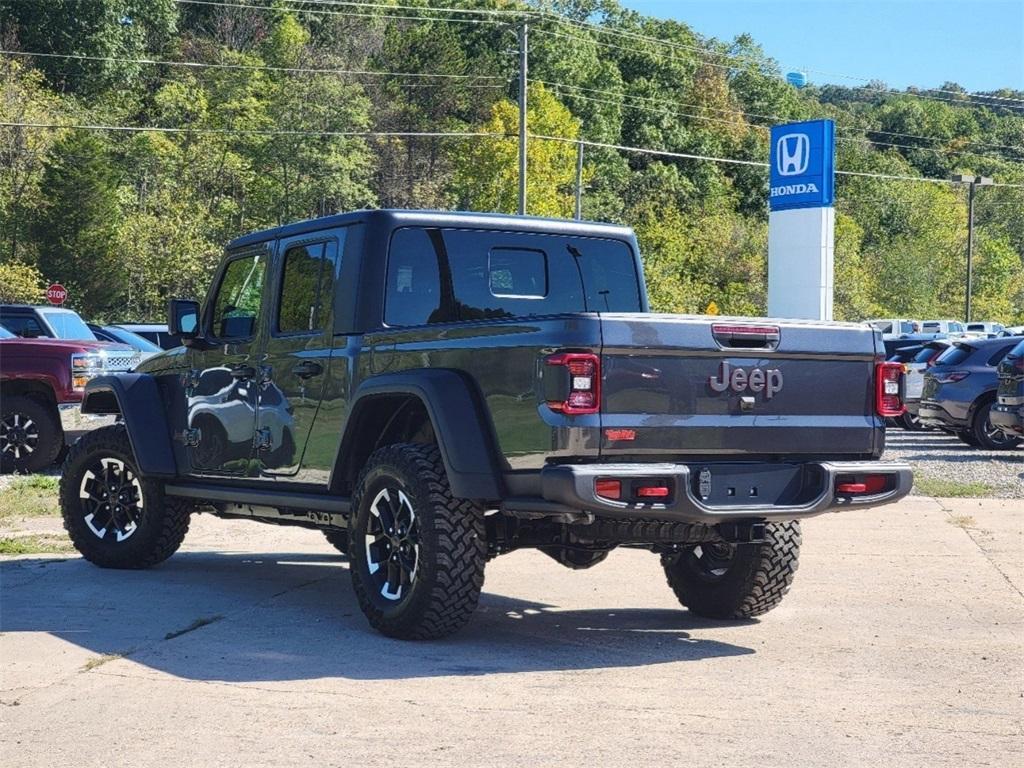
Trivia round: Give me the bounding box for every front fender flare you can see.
[81,374,177,478]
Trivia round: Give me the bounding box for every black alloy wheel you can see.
[77,457,144,544]
[363,486,421,602]
[0,396,62,473]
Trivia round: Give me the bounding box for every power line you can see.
[0,121,507,140]
[0,48,506,82]
[533,24,1024,113]
[540,78,1021,160]
[5,120,1023,188]
[175,0,512,27]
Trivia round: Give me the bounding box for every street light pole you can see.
[517,21,528,216]
[950,174,993,323]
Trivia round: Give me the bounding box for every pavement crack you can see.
[934,498,1024,602]
[164,615,224,641]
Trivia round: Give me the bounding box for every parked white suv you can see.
[921,319,966,335]
[867,318,920,335]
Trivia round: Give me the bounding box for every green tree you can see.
[33,131,124,316]
[453,84,581,217]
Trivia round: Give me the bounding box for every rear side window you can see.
[922,322,940,332]
[986,344,1016,366]
[277,240,339,334]
[935,345,972,366]
[898,321,915,334]
[0,313,49,338]
[384,227,641,327]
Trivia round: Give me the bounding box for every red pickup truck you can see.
[0,326,139,472]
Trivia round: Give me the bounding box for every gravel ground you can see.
[884,427,1024,498]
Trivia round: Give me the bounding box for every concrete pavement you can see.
[1,496,1021,767]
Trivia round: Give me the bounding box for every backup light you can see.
[875,361,905,417]
[545,353,600,415]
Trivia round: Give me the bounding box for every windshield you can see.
[103,326,162,353]
[38,308,96,340]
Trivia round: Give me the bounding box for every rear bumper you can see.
[990,403,1024,435]
[917,401,966,430]
[531,460,913,524]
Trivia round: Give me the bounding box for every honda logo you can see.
[776,133,809,176]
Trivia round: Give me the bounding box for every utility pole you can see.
[518,21,528,216]
[951,174,994,323]
[574,141,584,220]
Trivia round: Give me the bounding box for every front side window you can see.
[277,240,338,333]
[210,251,267,340]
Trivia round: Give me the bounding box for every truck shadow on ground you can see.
[1,551,755,682]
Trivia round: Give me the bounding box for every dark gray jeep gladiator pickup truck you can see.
[59,210,912,639]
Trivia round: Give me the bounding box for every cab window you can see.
[277,240,339,334]
[210,251,267,340]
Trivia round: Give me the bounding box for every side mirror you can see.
[168,299,200,342]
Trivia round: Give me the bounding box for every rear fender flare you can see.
[80,374,177,477]
[335,370,502,501]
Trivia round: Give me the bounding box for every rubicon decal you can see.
[708,361,783,399]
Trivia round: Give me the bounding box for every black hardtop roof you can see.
[227,209,636,251]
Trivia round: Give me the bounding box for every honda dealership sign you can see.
[769,119,835,211]
[767,119,836,320]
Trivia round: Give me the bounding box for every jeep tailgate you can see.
[599,314,881,457]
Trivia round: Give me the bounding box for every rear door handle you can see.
[291,361,323,379]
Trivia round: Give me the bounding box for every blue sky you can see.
[620,1,1024,92]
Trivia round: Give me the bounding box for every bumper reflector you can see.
[595,478,621,500]
[836,474,887,495]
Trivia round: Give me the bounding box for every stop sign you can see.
[46,283,68,306]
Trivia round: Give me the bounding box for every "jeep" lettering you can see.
[708,361,783,400]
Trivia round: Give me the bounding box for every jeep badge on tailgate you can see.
[708,360,783,399]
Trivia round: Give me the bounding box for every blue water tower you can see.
[786,71,808,88]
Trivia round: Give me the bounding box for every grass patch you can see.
[0,535,74,555]
[0,475,60,521]
[947,514,976,529]
[914,477,994,498]
[80,651,131,672]
[165,615,224,640]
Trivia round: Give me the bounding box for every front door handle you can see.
[291,361,323,379]
[230,364,256,380]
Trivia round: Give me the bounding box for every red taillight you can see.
[875,361,905,417]
[545,352,600,415]
[595,478,621,500]
[635,485,670,498]
[836,474,888,495]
